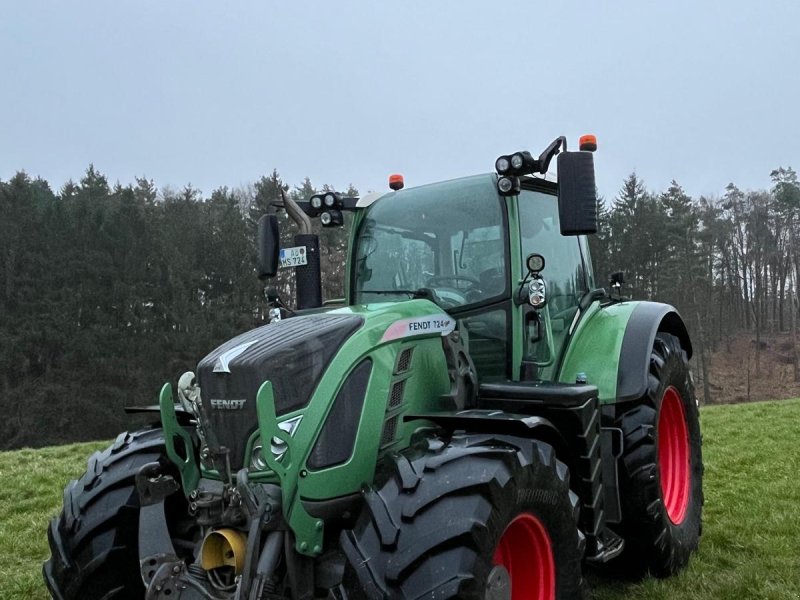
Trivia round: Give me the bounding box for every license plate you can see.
[279,246,308,268]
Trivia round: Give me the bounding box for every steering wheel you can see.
[425,275,481,308]
[426,275,480,290]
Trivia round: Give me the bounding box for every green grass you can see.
[1,400,799,599]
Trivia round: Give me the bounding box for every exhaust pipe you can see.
[281,189,322,309]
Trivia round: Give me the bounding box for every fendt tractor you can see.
[44,136,703,600]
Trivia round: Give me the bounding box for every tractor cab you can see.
[347,172,597,384]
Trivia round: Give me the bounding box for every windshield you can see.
[353,174,507,310]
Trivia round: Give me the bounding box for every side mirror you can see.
[557,151,598,235]
[256,215,280,279]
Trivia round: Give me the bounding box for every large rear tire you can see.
[341,434,585,599]
[613,332,703,577]
[43,428,189,600]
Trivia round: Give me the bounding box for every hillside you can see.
[701,332,800,404]
[1,400,799,599]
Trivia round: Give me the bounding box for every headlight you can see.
[528,278,547,308]
[310,195,322,210]
[251,440,268,470]
[323,193,336,207]
[250,415,303,470]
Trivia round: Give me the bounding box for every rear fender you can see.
[616,302,691,403]
[558,301,691,404]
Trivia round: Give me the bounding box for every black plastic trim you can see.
[302,492,362,520]
[616,302,692,403]
[404,409,562,441]
[307,358,373,470]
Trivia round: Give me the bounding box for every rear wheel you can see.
[43,428,193,600]
[341,434,585,599]
[614,332,703,577]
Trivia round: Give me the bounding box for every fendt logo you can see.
[210,398,247,410]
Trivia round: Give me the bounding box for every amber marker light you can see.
[579,134,597,152]
[389,174,405,190]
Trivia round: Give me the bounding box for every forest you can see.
[1,165,798,450]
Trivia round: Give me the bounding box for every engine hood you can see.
[196,313,364,469]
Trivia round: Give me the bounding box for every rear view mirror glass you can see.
[557,152,598,236]
[256,214,280,279]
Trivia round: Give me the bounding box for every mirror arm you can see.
[537,136,567,174]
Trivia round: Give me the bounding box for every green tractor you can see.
[44,136,703,599]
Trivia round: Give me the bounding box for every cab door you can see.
[515,186,591,381]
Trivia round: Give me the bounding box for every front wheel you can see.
[43,428,193,600]
[341,434,585,599]
[613,332,704,577]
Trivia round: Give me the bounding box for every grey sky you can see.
[2,1,798,202]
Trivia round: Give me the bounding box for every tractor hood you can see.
[196,314,364,469]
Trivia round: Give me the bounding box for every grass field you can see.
[1,399,799,599]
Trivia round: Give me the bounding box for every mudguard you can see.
[558,301,691,405]
[616,302,691,403]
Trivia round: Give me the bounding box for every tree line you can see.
[589,168,800,403]
[1,165,797,449]
[0,168,351,449]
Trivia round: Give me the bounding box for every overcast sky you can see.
[2,1,798,202]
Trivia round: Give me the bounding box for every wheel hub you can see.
[492,513,555,600]
[658,386,691,524]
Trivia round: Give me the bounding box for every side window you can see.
[518,191,587,376]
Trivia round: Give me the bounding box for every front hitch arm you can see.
[159,383,200,494]
[256,380,325,557]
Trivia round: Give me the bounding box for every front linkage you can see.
[141,381,324,599]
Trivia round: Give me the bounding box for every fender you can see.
[558,300,691,405]
[616,302,691,402]
[404,410,568,458]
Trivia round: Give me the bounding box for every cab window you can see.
[518,190,587,378]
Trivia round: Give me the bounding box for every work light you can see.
[510,151,538,175]
[320,210,344,227]
[495,155,511,175]
[497,175,520,196]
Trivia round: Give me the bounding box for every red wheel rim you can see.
[658,386,691,524]
[492,513,555,600]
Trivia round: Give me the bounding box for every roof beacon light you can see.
[389,174,404,191]
[579,134,597,152]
